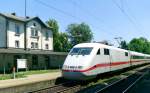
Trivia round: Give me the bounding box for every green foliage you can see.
[46,19,59,38]
[47,19,60,51]
[66,22,93,46]
[47,19,71,52]
[18,69,59,75]
[55,32,72,52]
[120,40,128,50]
[46,20,93,52]
[128,37,150,54]
[0,73,25,80]
[46,19,150,54]
[0,69,59,80]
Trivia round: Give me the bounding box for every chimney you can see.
[11,12,16,16]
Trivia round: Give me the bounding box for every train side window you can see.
[104,49,109,55]
[125,52,128,56]
[97,49,100,55]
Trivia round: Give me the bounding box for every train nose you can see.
[62,65,85,80]
[62,70,87,80]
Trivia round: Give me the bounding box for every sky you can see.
[0,0,150,46]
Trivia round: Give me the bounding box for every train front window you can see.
[69,47,93,55]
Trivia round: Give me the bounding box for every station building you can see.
[0,13,67,73]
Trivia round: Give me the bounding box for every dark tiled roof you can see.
[0,13,52,29]
[0,13,30,21]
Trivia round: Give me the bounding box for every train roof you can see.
[129,51,145,56]
[74,43,128,52]
[74,43,150,56]
[144,54,150,56]
[129,50,150,56]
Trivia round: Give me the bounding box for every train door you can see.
[104,48,111,72]
[109,49,113,71]
[92,48,101,75]
[125,51,131,67]
[92,48,111,74]
[129,51,132,66]
[109,49,123,71]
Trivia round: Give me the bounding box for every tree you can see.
[58,32,72,52]
[47,19,60,51]
[66,22,93,46]
[47,19,71,52]
[46,19,59,38]
[120,40,128,50]
[128,37,150,54]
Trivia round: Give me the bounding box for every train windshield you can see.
[69,47,93,55]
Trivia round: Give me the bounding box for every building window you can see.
[45,31,49,40]
[31,42,34,48]
[35,43,38,48]
[45,44,49,49]
[33,23,36,26]
[31,42,38,49]
[15,24,20,36]
[31,28,34,36]
[15,40,19,48]
[35,30,38,36]
[31,28,38,37]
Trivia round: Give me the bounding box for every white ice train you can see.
[62,43,150,80]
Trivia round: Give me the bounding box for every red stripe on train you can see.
[63,60,147,72]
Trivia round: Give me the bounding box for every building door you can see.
[13,55,21,69]
[45,56,50,69]
[32,55,38,69]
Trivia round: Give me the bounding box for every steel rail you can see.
[28,81,78,93]
[55,84,81,93]
[94,68,149,93]
[122,71,148,93]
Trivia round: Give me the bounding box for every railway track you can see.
[28,81,84,93]
[29,65,150,93]
[94,67,149,93]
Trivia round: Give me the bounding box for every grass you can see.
[0,73,25,80]
[0,69,60,80]
[17,69,60,75]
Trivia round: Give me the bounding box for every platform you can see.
[0,71,61,93]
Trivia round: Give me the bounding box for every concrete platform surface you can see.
[0,71,61,89]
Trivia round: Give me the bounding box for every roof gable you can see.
[0,13,52,29]
[26,17,52,29]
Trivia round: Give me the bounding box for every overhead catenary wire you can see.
[112,0,138,27]
[35,0,83,21]
[34,0,118,40]
[69,0,125,46]
[123,0,147,37]
[120,0,124,10]
[112,0,148,37]
[69,0,119,36]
